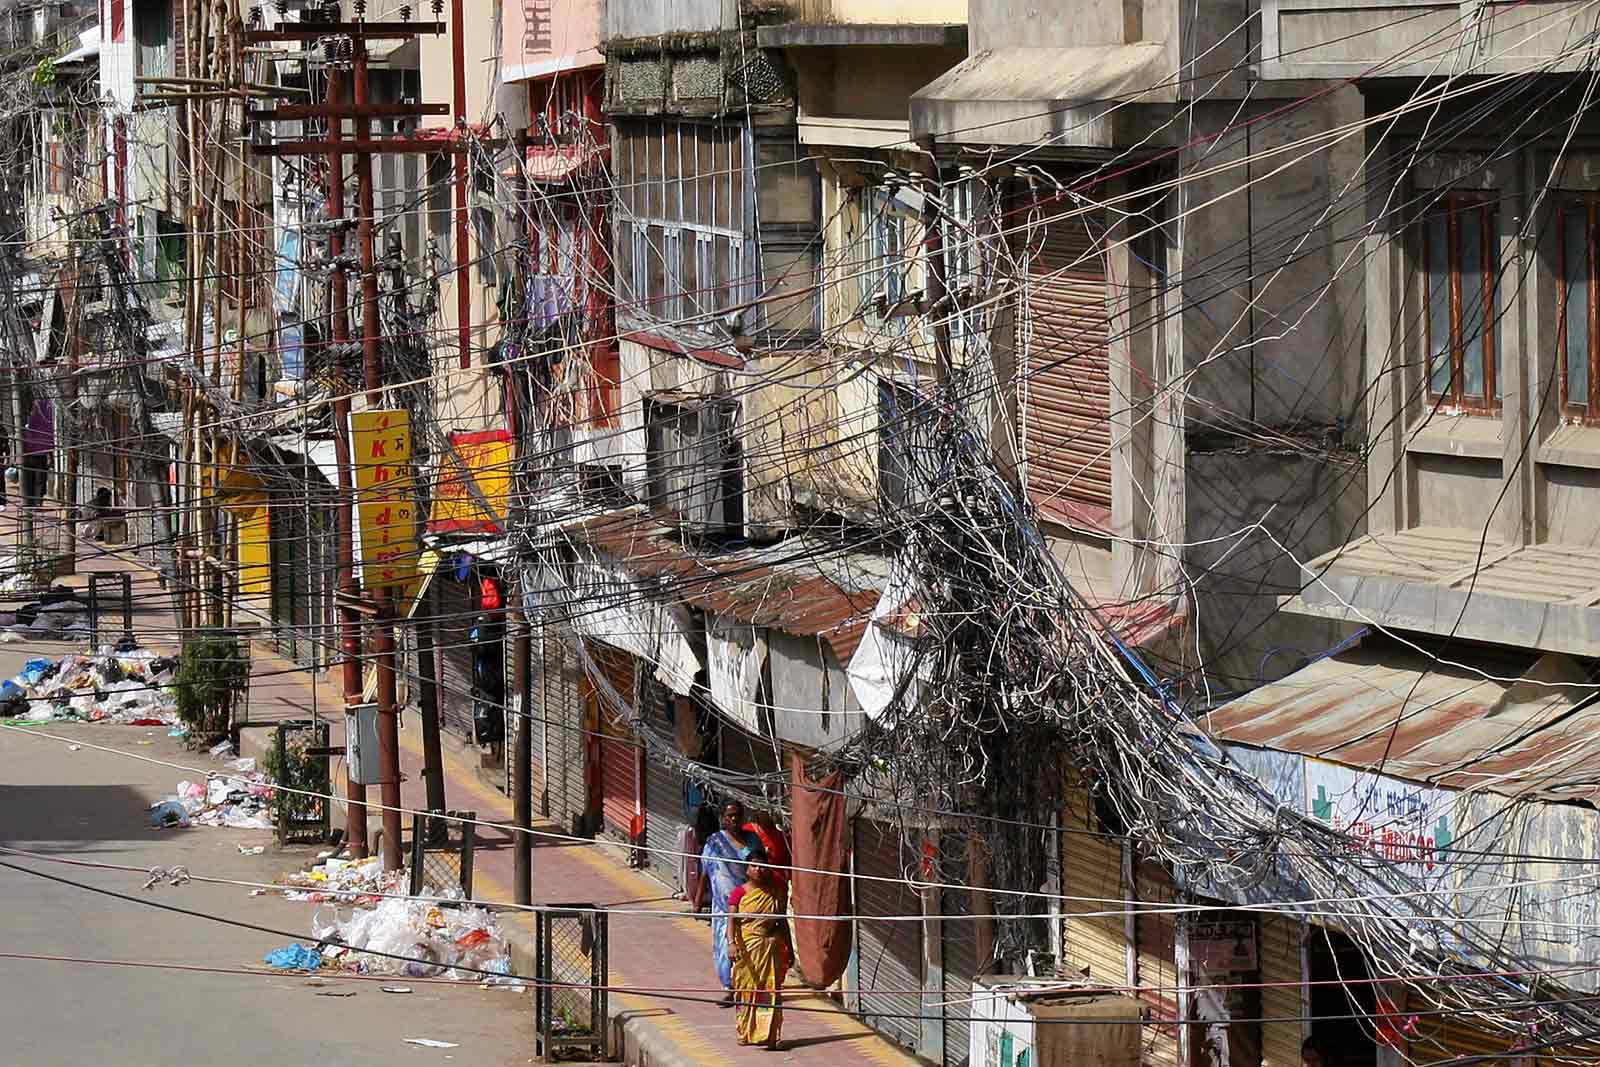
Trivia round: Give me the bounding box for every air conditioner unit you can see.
[969,978,1144,1067]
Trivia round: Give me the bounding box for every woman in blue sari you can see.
[697,800,761,1005]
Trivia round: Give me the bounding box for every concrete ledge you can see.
[756,22,966,49]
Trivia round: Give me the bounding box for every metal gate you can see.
[1018,192,1113,527]
[854,819,924,1053]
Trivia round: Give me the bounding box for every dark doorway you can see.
[1307,927,1378,1067]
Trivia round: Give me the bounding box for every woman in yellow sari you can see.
[729,848,792,1050]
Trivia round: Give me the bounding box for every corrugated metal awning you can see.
[1204,647,1600,802]
[562,509,882,664]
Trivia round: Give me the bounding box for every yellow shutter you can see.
[1060,785,1132,988]
[1259,916,1305,1067]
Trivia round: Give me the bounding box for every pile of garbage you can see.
[308,896,514,981]
[0,647,179,726]
[279,853,407,904]
[148,752,273,830]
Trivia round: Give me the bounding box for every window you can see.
[864,186,916,335]
[645,398,742,538]
[878,379,936,513]
[1559,196,1599,419]
[614,120,750,324]
[1421,192,1499,410]
[45,141,68,195]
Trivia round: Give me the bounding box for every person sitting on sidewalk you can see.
[80,488,126,544]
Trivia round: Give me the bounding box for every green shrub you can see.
[173,631,248,736]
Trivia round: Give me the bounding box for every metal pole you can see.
[451,0,470,369]
[326,63,368,858]
[416,580,446,816]
[513,587,532,904]
[354,38,403,872]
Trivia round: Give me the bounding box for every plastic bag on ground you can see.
[148,800,190,829]
[263,943,322,970]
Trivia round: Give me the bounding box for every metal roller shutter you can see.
[854,819,924,1053]
[1060,788,1129,986]
[433,571,476,739]
[584,643,639,841]
[1136,864,1181,1067]
[642,685,692,886]
[1260,916,1305,1067]
[941,839,978,1067]
[1018,195,1113,528]
[537,634,589,833]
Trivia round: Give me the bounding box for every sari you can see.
[734,881,790,1047]
[701,828,758,988]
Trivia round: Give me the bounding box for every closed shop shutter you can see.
[941,839,978,1067]
[854,819,925,1054]
[1136,863,1181,1067]
[1259,916,1304,1067]
[584,642,639,840]
[1018,195,1112,528]
[268,501,308,661]
[537,634,589,832]
[433,571,476,739]
[1060,788,1129,986]
[1419,1014,1516,1067]
[642,685,693,886]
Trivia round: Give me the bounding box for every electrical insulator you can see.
[430,0,441,16]
[248,5,261,24]
[274,0,286,15]
[352,0,364,16]
[398,3,410,18]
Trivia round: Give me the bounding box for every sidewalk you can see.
[54,527,918,1067]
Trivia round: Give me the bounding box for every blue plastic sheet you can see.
[263,944,322,971]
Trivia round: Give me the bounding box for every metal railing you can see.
[534,905,609,1063]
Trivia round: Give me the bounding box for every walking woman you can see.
[697,800,761,1003]
[730,848,792,1050]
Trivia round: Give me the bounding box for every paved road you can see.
[0,720,535,1066]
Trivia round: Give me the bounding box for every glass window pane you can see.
[1459,206,1486,400]
[1566,208,1590,411]
[1426,214,1452,397]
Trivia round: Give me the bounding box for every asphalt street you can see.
[0,718,535,1066]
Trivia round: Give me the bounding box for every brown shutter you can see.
[1020,202,1113,530]
[585,643,640,840]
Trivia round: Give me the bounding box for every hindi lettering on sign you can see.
[349,409,420,590]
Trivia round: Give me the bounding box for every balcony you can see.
[1257,0,1599,81]
[1282,526,1600,658]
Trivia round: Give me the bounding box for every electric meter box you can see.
[345,702,387,785]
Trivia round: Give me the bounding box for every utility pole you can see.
[385,231,447,819]
[247,12,461,870]
[324,63,368,856]
[510,127,532,905]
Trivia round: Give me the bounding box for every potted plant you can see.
[172,630,248,739]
